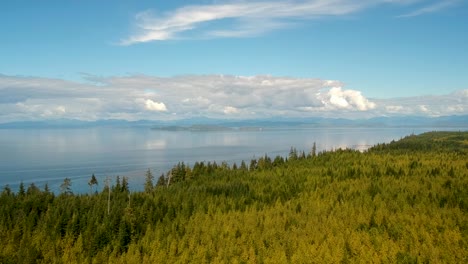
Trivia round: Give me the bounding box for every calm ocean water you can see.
[0,127,461,193]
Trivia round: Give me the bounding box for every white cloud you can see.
[121,0,367,44]
[223,106,240,114]
[419,105,429,112]
[0,74,466,122]
[145,99,168,112]
[447,104,465,113]
[329,89,350,108]
[398,0,460,17]
[372,90,468,117]
[454,89,468,98]
[319,87,376,111]
[120,0,459,44]
[385,105,405,113]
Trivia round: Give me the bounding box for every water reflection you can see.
[145,139,167,150]
[0,127,460,193]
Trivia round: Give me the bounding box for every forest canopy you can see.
[0,131,467,263]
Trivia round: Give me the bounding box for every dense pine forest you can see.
[1,131,467,263]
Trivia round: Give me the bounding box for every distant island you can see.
[1,115,467,129]
[152,125,264,132]
[152,125,234,132]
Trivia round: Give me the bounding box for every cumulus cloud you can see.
[121,0,458,44]
[318,87,376,111]
[145,99,167,112]
[0,74,465,122]
[224,106,240,115]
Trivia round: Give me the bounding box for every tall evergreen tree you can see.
[289,147,298,160]
[144,169,154,193]
[114,176,121,192]
[240,160,248,171]
[44,183,50,193]
[88,174,98,194]
[26,183,40,195]
[2,185,12,196]
[311,142,317,158]
[121,177,129,193]
[18,181,25,196]
[249,159,257,171]
[60,178,72,195]
[156,174,166,188]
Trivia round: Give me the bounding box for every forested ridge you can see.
[1,131,467,263]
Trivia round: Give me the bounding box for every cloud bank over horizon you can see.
[0,74,466,123]
[122,0,460,45]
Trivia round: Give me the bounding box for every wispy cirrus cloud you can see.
[398,0,460,17]
[120,0,366,45]
[0,73,466,122]
[120,0,460,45]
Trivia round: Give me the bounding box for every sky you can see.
[0,0,467,122]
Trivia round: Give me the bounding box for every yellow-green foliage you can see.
[0,131,467,263]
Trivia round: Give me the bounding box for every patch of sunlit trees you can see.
[0,131,466,263]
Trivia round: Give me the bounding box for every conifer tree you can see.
[289,147,298,160]
[2,185,12,196]
[44,183,50,193]
[27,183,40,195]
[311,142,317,158]
[121,177,129,193]
[60,178,72,195]
[144,169,154,193]
[88,174,98,194]
[18,181,25,196]
[249,159,257,171]
[240,160,247,171]
[156,173,166,188]
[114,176,121,192]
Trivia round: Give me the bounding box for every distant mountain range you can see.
[0,115,466,129]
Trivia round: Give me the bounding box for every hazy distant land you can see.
[1,115,467,129]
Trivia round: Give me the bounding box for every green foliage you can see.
[370,131,468,154]
[88,174,98,194]
[156,173,166,188]
[144,169,154,193]
[60,178,72,195]
[0,131,467,263]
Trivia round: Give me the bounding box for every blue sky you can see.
[0,0,467,121]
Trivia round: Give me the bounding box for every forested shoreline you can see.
[1,131,467,263]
